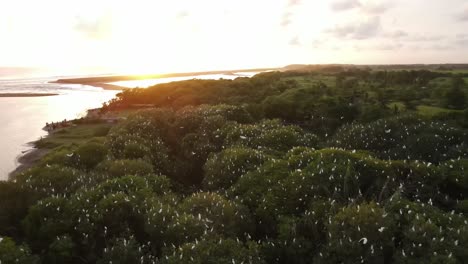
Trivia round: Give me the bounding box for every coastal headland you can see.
[52,67,278,90]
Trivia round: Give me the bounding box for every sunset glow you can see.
[1,0,468,74]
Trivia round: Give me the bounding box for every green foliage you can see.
[179,192,254,237]
[97,236,157,264]
[223,119,318,153]
[22,196,72,252]
[34,124,112,149]
[387,198,468,263]
[231,148,397,222]
[0,181,34,237]
[16,165,83,197]
[73,141,108,170]
[43,235,77,264]
[106,111,172,175]
[360,104,392,122]
[319,202,395,263]
[93,125,111,137]
[439,159,468,200]
[203,147,269,190]
[455,200,468,214]
[4,69,468,263]
[162,238,266,264]
[445,86,467,110]
[38,147,74,167]
[96,159,154,178]
[329,115,468,163]
[0,237,39,264]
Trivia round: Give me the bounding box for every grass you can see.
[388,101,462,117]
[35,123,114,149]
[115,109,139,117]
[433,69,468,74]
[284,75,336,88]
[428,77,451,87]
[388,102,406,111]
[416,105,462,117]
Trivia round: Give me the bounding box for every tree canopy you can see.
[3,68,468,263]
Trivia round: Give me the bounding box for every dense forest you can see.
[1,67,468,263]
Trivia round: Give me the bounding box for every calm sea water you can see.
[0,78,118,179]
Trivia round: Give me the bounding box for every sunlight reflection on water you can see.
[0,79,118,179]
[111,72,259,88]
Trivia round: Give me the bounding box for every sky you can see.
[0,0,467,74]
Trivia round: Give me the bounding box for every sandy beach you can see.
[8,144,50,178]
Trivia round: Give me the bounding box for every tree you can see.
[445,77,467,109]
[162,238,266,264]
[179,192,254,237]
[223,119,317,153]
[73,142,108,170]
[97,236,157,264]
[22,196,72,252]
[44,235,77,264]
[387,198,468,263]
[96,159,154,178]
[0,237,39,264]
[317,202,395,264]
[15,165,83,198]
[203,147,268,191]
[0,181,34,237]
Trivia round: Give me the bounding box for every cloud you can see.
[430,44,453,51]
[455,34,468,46]
[457,7,468,21]
[330,0,392,13]
[74,15,111,40]
[289,36,300,46]
[311,39,324,48]
[326,16,381,40]
[374,43,403,50]
[281,0,301,28]
[354,42,403,51]
[384,31,445,42]
[281,12,293,27]
[176,11,189,19]
[406,34,444,42]
[288,0,301,7]
[330,0,361,11]
[384,30,408,39]
[361,0,393,14]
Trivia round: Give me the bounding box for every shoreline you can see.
[51,81,127,91]
[9,141,50,179]
[52,67,278,90]
[6,68,275,179]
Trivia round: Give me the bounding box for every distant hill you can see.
[283,63,468,72]
[54,67,279,85]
